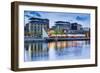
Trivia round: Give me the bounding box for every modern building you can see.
[24,17,49,38]
[54,21,83,34]
[49,21,90,38]
[70,23,82,30]
[54,21,71,34]
[67,23,83,34]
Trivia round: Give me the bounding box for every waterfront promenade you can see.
[24,37,90,42]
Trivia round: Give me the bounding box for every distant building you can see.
[51,21,85,35]
[83,27,90,38]
[54,21,84,33]
[24,17,49,38]
[83,27,90,31]
[70,23,82,30]
[67,23,83,34]
[54,21,71,34]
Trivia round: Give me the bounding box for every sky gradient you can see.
[24,11,90,28]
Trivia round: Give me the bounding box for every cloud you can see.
[76,16,88,21]
[24,11,41,18]
[25,15,30,18]
[29,12,41,17]
[24,11,42,24]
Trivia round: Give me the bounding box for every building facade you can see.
[54,21,71,34]
[24,17,49,38]
[71,23,82,30]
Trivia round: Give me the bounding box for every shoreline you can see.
[24,37,90,42]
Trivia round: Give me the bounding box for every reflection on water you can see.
[24,40,90,62]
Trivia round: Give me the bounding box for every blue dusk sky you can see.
[24,11,90,28]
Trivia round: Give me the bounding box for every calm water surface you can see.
[24,40,90,62]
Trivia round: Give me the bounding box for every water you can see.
[24,40,90,62]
